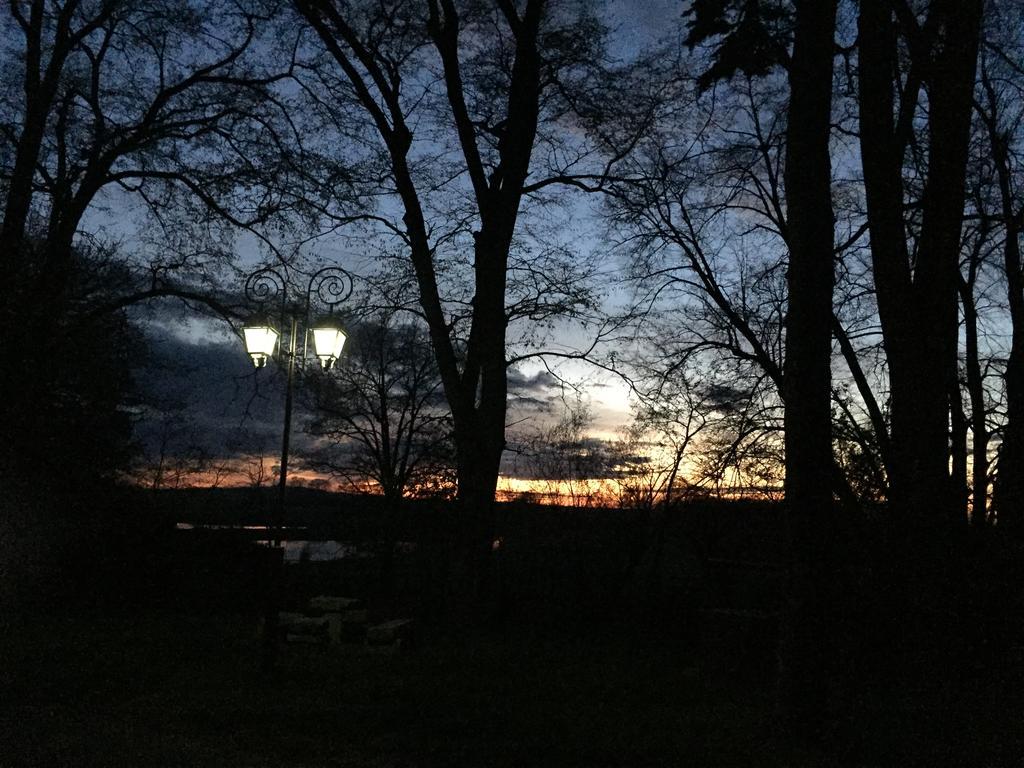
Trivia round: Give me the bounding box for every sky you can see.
[130,296,634,494]
[122,0,690,494]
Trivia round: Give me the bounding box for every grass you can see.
[3,608,1024,766]
[0,611,820,767]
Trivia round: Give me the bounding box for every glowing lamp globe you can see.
[242,318,279,368]
[311,316,347,370]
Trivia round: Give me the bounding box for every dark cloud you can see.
[505,367,566,412]
[131,322,620,485]
[506,367,560,395]
[131,319,321,463]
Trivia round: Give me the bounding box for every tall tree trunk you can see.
[983,67,1024,533]
[857,0,982,693]
[0,0,85,274]
[452,422,503,596]
[960,277,990,526]
[448,224,513,606]
[996,249,1024,531]
[950,371,970,521]
[858,0,982,532]
[778,0,838,729]
[857,0,917,520]
[913,0,982,532]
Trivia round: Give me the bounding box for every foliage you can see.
[0,242,138,483]
[684,0,793,90]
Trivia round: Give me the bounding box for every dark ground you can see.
[0,612,780,767]
[2,487,1023,766]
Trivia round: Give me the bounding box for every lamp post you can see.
[240,265,353,669]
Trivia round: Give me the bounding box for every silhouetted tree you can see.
[305,315,455,501]
[513,394,609,507]
[663,0,851,729]
[292,0,648,596]
[857,0,983,532]
[777,0,838,728]
[0,0,356,485]
[617,373,710,510]
[134,414,217,490]
[956,188,995,525]
[977,25,1024,531]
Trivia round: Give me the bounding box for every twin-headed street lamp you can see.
[239,265,353,669]
[242,267,351,371]
[241,265,353,543]
[242,307,348,371]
